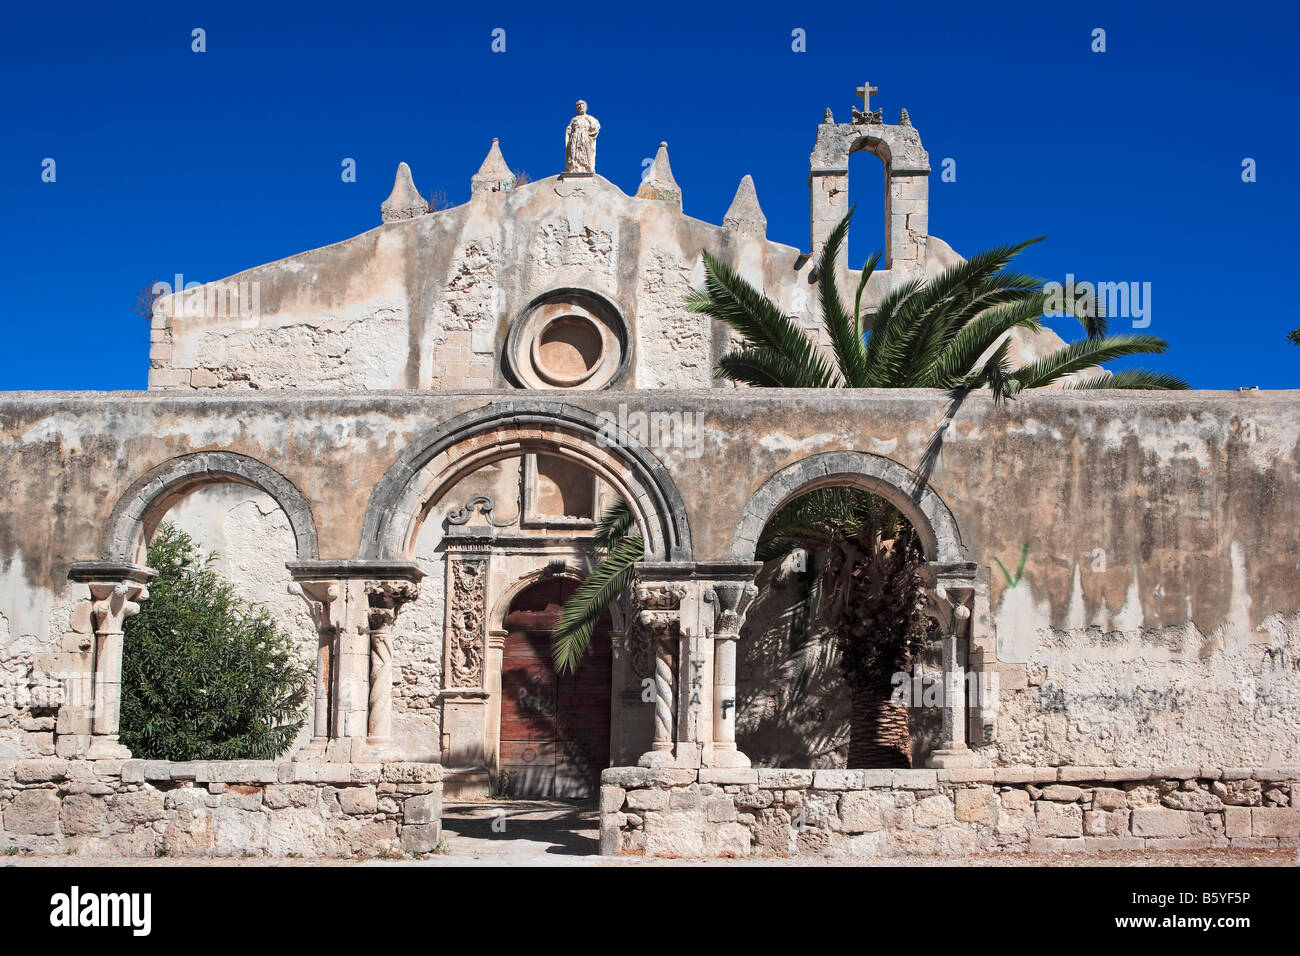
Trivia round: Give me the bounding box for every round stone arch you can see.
[104,451,320,564]
[727,450,968,565]
[357,401,693,562]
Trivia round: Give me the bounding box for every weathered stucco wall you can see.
[1,388,1297,768]
[148,175,819,392]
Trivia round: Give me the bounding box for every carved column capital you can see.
[365,579,420,630]
[710,579,760,640]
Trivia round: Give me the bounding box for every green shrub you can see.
[120,523,311,760]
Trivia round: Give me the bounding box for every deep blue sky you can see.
[2,1,1295,390]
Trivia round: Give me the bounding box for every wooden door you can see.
[499,579,612,798]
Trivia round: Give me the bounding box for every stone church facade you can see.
[1,100,1298,858]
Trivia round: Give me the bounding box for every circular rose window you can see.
[506,289,629,390]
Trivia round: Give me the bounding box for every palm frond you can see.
[1011,334,1170,390]
[687,250,838,388]
[814,210,874,387]
[1062,368,1190,390]
[921,295,1047,388]
[592,497,638,553]
[552,533,644,674]
[714,347,833,389]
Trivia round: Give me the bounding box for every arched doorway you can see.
[500,578,612,798]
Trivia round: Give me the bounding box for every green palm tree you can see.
[554,209,1187,767]
[693,210,1186,396]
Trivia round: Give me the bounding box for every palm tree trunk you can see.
[847,676,912,769]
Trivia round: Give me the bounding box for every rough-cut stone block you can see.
[669,789,700,810]
[999,789,1031,812]
[1224,806,1251,839]
[704,822,751,857]
[839,791,885,833]
[599,825,621,855]
[1130,807,1191,838]
[263,785,317,809]
[938,768,996,784]
[59,793,105,836]
[954,786,993,823]
[1102,768,1155,782]
[757,769,813,788]
[812,770,864,790]
[401,823,441,854]
[1251,807,1300,838]
[893,769,938,790]
[1152,766,1199,780]
[913,794,955,828]
[5,789,61,834]
[338,786,378,815]
[1035,801,1083,838]
[1161,789,1223,812]
[1040,784,1084,802]
[599,785,626,812]
[705,795,737,823]
[1145,836,1212,850]
[403,792,441,826]
[699,768,758,785]
[626,788,670,811]
[1057,767,1107,783]
[1092,787,1127,810]
[993,767,1037,784]
[14,760,68,783]
[197,761,282,784]
[109,790,166,825]
[644,809,706,857]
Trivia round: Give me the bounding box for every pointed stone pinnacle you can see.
[471,138,516,196]
[635,141,682,204]
[722,174,766,239]
[380,162,427,223]
[899,107,912,127]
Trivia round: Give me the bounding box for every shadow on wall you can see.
[736,556,849,768]
[735,553,944,769]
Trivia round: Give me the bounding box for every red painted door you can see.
[500,579,612,798]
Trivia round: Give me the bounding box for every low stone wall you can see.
[0,759,443,858]
[599,765,1300,858]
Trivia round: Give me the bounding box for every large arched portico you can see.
[354,401,692,795]
[104,451,319,564]
[726,450,987,768]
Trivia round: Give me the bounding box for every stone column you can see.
[674,584,711,769]
[809,168,849,274]
[363,580,420,761]
[708,575,760,768]
[923,564,977,769]
[634,578,686,768]
[289,560,424,763]
[68,563,155,761]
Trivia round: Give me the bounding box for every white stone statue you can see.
[564,100,600,174]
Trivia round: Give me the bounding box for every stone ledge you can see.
[598,764,1300,859]
[0,760,445,858]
